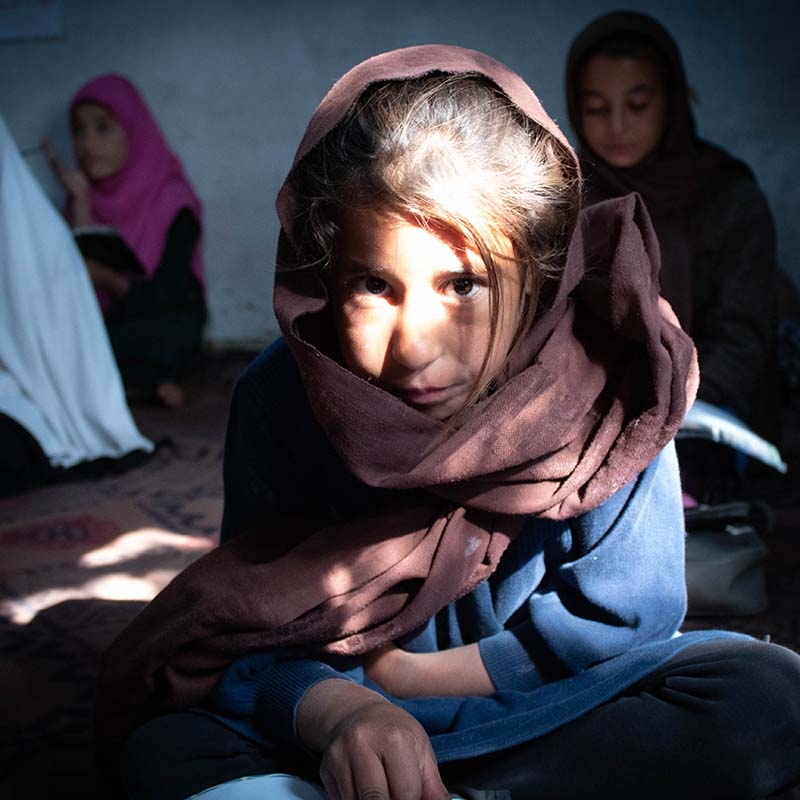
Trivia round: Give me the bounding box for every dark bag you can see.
[684,501,771,616]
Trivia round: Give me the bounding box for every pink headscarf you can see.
[70,73,205,290]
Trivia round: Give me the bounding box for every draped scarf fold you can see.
[95,44,698,760]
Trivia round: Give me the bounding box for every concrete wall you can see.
[2,0,797,347]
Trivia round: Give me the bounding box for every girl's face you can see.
[578,54,666,168]
[330,208,523,421]
[71,102,128,180]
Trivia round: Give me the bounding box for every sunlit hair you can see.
[288,72,580,414]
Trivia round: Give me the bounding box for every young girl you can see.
[96,46,800,800]
[46,74,207,409]
[565,11,780,499]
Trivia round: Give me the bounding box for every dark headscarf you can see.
[95,45,697,760]
[565,11,750,330]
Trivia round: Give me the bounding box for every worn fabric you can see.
[70,73,205,293]
[95,44,698,760]
[565,11,777,423]
[0,114,153,469]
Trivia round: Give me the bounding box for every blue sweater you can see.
[208,340,743,762]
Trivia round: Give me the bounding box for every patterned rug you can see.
[0,350,252,798]
[0,349,798,799]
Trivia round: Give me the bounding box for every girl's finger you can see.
[318,759,343,800]
[349,751,391,800]
[419,754,451,800]
[382,747,423,800]
[319,769,342,800]
[41,139,59,165]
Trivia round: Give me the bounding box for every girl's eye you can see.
[628,103,650,113]
[364,276,388,295]
[450,277,479,297]
[583,106,607,117]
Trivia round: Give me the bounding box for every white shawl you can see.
[0,115,153,468]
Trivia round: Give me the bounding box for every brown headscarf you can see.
[565,11,751,330]
[95,44,698,759]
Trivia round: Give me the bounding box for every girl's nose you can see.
[389,298,443,371]
[78,127,101,148]
[609,105,626,136]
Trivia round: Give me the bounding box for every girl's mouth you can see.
[392,385,456,407]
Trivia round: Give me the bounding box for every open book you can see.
[73,225,144,275]
[677,399,787,473]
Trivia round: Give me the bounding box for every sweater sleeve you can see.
[477,442,687,692]
[209,651,365,753]
[692,173,778,419]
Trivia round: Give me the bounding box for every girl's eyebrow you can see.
[336,258,390,275]
[336,258,484,281]
[342,266,488,287]
[580,83,656,99]
[438,267,486,281]
[625,83,657,96]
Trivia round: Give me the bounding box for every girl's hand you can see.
[85,258,131,298]
[297,679,449,800]
[42,138,93,226]
[42,139,90,201]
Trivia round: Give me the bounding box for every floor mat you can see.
[0,349,252,798]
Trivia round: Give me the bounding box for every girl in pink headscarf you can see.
[46,73,206,408]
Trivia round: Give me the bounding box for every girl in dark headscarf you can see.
[100,46,799,800]
[565,11,778,459]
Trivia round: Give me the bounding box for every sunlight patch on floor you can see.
[1,526,213,624]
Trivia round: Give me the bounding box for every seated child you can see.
[565,11,780,500]
[46,74,207,409]
[95,46,800,800]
